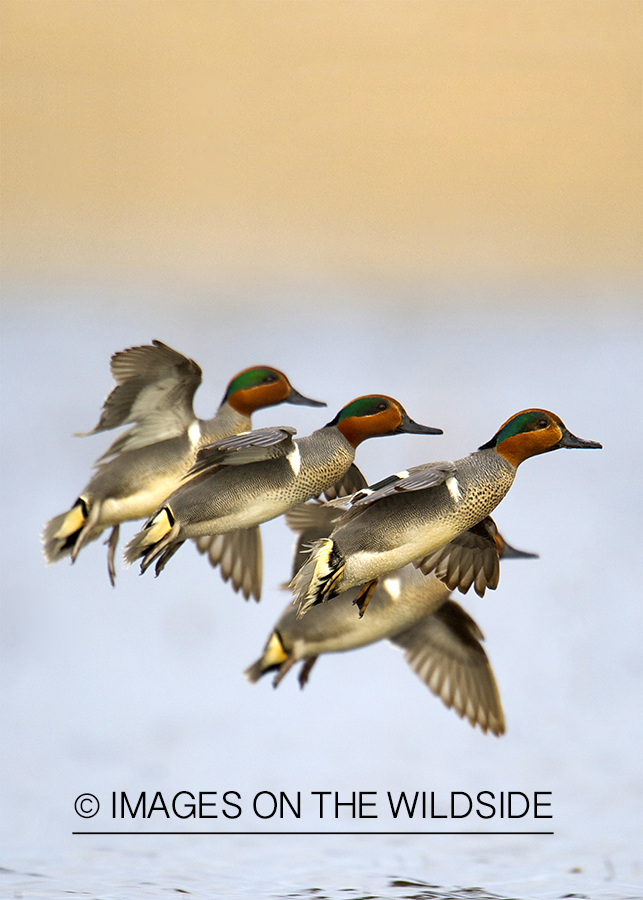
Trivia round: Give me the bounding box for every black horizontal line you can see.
[73,831,554,836]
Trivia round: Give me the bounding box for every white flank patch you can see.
[395,469,410,479]
[446,475,462,502]
[382,575,401,601]
[187,419,201,447]
[286,443,301,476]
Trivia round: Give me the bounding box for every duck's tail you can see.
[41,497,102,564]
[244,631,289,684]
[123,506,183,574]
[282,500,344,586]
[290,537,346,618]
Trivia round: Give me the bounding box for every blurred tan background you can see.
[1,0,641,300]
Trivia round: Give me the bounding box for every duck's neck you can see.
[199,403,252,445]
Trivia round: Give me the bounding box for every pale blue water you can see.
[1,285,641,898]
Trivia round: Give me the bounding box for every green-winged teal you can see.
[292,409,601,617]
[246,500,537,736]
[123,396,443,594]
[42,340,324,587]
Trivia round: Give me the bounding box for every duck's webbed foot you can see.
[272,655,297,688]
[105,524,120,586]
[298,657,318,688]
[353,578,378,617]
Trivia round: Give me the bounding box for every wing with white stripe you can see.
[188,426,298,476]
[349,461,457,508]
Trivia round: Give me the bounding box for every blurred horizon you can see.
[2,0,641,308]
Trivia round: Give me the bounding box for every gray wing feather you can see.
[194,526,263,601]
[350,461,457,508]
[284,500,343,536]
[414,516,500,597]
[79,341,202,458]
[323,464,368,500]
[188,426,297,475]
[390,599,505,735]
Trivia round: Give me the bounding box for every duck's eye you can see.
[377,401,388,411]
[537,418,549,428]
[263,374,278,384]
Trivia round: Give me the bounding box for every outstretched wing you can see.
[390,599,505,735]
[187,426,298,476]
[322,463,369,501]
[284,499,343,536]
[414,516,500,597]
[80,340,202,458]
[194,526,263,601]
